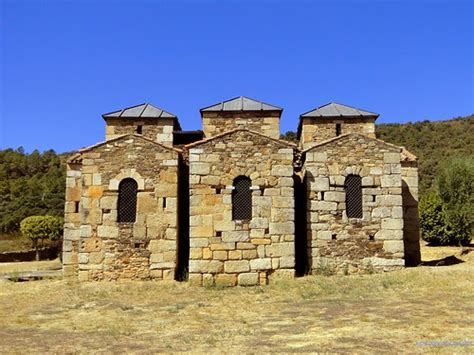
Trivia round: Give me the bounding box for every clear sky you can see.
[0,0,472,153]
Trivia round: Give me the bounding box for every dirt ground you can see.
[0,243,472,353]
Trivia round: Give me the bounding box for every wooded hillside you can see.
[376,115,473,192]
[1,115,472,235]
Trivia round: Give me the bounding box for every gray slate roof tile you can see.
[300,102,378,118]
[200,96,282,112]
[103,103,177,119]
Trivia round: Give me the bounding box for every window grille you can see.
[117,178,138,222]
[232,176,252,220]
[345,174,362,218]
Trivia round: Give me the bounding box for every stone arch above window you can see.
[232,176,252,220]
[117,178,138,223]
[109,169,145,191]
[345,174,363,218]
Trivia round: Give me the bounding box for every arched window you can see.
[232,176,252,220]
[345,174,362,218]
[117,178,138,223]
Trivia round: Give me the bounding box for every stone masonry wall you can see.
[304,134,405,274]
[105,118,176,147]
[63,135,180,281]
[300,117,376,150]
[63,162,82,277]
[202,112,280,139]
[401,161,421,266]
[187,129,296,286]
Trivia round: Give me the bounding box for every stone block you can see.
[190,226,214,238]
[224,260,250,273]
[249,218,269,229]
[210,242,235,251]
[251,238,271,245]
[97,225,119,239]
[279,256,295,268]
[317,231,332,240]
[237,273,259,286]
[309,178,329,191]
[269,222,294,235]
[364,257,404,267]
[372,207,392,218]
[384,152,401,164]
[222,231,249,242]
[324,191,345,202]
[375,229,403,240]
[383,240,404,254]
[189,260,224,273]
[272,196,294,208]
[229,250,242,260]
[188,273,202,286]
[242,249,258,259]
[215,274,237,287]
[378,195,402,206]
[265,243,293,257]
[249,258,272,270]
[271,165,293,177]
[381,175,401,188]
[190,162,211,175]
[310,201,337,211]
[189,238,209,248]
[381,218,403,230]
[148,240,176,253]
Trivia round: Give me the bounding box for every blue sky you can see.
[0,0,472,153]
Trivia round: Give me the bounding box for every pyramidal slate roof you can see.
[300,102,379,119]
[200,96,282,112]
[102,103,177,119]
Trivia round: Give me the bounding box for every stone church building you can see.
[63,96,420,286]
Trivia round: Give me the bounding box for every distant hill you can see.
[376,115,474,192]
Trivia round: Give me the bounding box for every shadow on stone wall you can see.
[176,157,190,281]
[294,174,308,276]
[402,180,421,266]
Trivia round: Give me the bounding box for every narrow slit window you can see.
[117,178,138,223]
[232,176,252,220]
[345,174,363,218]
[136,125,143,134]
[163,197,167,209]
[74,201,80,213]
[335,123,342,136]
[320,191,325,201]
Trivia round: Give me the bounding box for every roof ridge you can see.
[302,133,402,153]
[184,128,297,149]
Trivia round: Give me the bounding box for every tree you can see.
[419,192,452,245]
[437,158,473,246]
[20,216,63,260]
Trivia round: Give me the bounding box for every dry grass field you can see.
[0,243,472,353]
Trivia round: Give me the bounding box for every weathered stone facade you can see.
[304,134,407,273]
[202,112,281,140]
[63,135,180,281]
[63,97,420,284]
[300,117,376,150]
[187,129,296,286]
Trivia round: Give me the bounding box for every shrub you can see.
[437,158,473,246]
[20,215,63,260]
[419,192,452,245]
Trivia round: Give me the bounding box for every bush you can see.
[419,192,452,245]
[437,158,473,246]
[20,215,63,260]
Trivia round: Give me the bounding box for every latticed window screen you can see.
[117,178,138,223]
[345,174,363,218]
[232,176,252,220]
